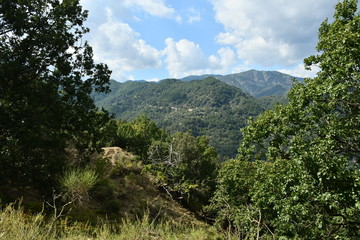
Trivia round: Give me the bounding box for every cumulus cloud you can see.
[211,0,338,67]
[163,38,236,78]
[91,9,161,81]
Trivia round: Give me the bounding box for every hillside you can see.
[181,70,303,97]
[94,77,264,158]
[1,147,222,239]
[68,147,201,224]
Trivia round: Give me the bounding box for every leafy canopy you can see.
[148,131,219,212]
[0,0,111,195]
[211,0,360,238]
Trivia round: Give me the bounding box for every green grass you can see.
[0,202,234,240]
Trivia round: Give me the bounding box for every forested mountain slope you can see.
[94,77,264,158]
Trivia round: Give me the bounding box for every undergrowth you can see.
[0,202,236,240]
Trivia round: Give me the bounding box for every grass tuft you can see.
[61,168,99,202]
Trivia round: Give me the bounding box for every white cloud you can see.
[278,63,320,78]
[123,0,181,21]
[211,0,338,67]
[91,9,161,81]
[163,38,236,78]
[216,47,237,69]
[147,77,161,82]
[187,7,201,23]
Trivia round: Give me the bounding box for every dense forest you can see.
[0,0,359,239]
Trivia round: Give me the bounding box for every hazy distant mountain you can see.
[94,77,264,158]
[180,70,303,98]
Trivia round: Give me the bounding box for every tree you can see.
[211,0,360,238]
[149,132,219,212]
[207,159,259,237]
[0,0,111,197]
[114,115,166,160]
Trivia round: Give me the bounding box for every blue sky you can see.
[80,0,340,82]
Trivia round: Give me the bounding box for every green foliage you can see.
[148,132,219,212]
[257,95,288,110]
[0,0,111,196]
[211,1,360,238]
[208,160,271,238]
[96,118,119,147]
[61,168,99,203]
[114,115,167,160]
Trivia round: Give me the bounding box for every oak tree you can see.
[0,0,111,196]
[211,0,360,238]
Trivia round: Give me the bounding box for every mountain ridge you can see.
[178,70,303,97]
[110,70,303,98]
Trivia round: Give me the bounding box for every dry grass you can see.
[0,202,228,240]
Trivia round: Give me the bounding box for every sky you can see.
[80,0,341,82]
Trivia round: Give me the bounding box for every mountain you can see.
[180,74,221,81]
[94,70,302,158]
[94,77,264,158]
[181,70,303,98]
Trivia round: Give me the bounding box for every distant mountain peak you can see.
[179,70,303,97]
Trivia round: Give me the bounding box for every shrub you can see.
[61,168,99,204]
